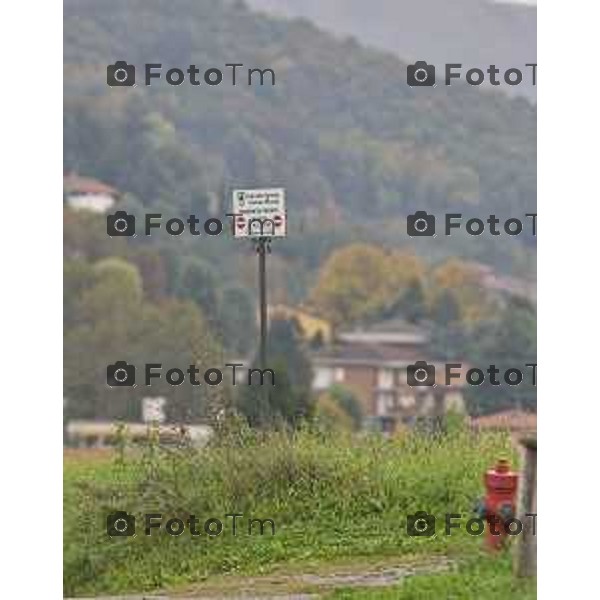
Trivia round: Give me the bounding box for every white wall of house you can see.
[313,365,346,391]
[67,193,115,213]
[377,368,394,390]
[375,393,392,416]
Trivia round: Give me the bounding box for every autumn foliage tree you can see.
[308,244,426,327]
[431,258,496,324]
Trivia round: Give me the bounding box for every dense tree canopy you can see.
[64,0,536,277]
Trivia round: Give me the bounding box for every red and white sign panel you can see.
[231,188,287,238]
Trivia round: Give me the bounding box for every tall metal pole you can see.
[258,238,268,372]
[256,237,270,417]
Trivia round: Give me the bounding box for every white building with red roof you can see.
[64,173,119,213]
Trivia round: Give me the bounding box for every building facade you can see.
[64,173,119,213]
[312,320,466,432]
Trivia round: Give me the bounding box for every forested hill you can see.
[248,0,537,102]
[64,0,535,235]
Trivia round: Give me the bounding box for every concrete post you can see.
[515,437,537,577]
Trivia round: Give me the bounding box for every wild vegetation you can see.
[327,553,536,599]
[64,423,520,596]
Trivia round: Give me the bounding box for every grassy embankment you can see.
[64,424,533,597]
[326,553,535,599]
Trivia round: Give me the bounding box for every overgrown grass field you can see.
[326,554,536,599]
[64,424,531,597]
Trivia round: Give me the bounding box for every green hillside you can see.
[64,0,535,232]
[249,0,537,102]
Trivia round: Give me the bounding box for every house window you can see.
[334,367,345,383]
[398,368,408,385]
[376,392,394,416]
[377,368,394,390]
[398,394,416,409]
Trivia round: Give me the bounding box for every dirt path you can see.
[68,555,453,599]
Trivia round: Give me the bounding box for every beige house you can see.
[311,319,466,432]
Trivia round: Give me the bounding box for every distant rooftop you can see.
[313,342,426,368]
[64,173,119,196]
[337,318,428,346]
[471,409,537,433]
[354,318,425,335]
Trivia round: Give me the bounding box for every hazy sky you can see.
[495,0,536,4]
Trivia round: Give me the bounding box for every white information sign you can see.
[142,397,167,424]
[231,188,287,238]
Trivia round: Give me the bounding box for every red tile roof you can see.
[64,174,119,196]
[471,410,537,432]
[312,342,425,366]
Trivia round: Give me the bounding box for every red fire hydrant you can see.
[475,458,519,550]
